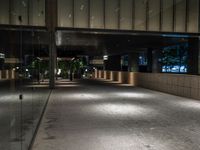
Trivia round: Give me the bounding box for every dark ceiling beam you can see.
[55,27,200,38]
[0,24,47,32]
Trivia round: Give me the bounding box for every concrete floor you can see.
[33,79,200,150]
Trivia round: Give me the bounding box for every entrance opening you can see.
[54,29,193,87]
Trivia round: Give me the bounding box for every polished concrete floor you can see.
[33,79,200,150]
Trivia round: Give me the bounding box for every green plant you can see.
[70,59,84,74]
[58,58,86,79]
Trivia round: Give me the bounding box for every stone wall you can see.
[95,70,200,100]
[137,73,200,100]
[96,70,138,86]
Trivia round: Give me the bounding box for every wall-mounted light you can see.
[0,53,5,59]
[103,55,108,60]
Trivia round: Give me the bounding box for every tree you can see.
[161,43,188,73]
[58,58,85,79]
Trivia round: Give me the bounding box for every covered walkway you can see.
[32,79,200,150]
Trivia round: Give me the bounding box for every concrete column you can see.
[94,69,98,78]
[152,49,162,73]
[128,52,139,72]
[5,70,9,79]
[11,70,15,79]
[199,38,200,75]
[188,38,199,75]
[8,70,12,79]
[0,59,4,70]
[46,0,57,89]
[147,49,153,72]
[49,33,57,88]
[104,55,121,71]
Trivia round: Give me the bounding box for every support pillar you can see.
[199,38,200,75]
[188,38,199,75]
[128,52,139,72]
[147,49,153,72]
[104,55,121,71]
[49,32,57,89]
[5,70,9,79]
[46,0,57,89]
[152,49,162,73]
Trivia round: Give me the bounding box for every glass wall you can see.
[161,43,188,73]
[0,28,50,150]
[0,0,45,26]
[0,0,49,149]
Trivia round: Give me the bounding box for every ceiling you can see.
[0,27,195,58]
[56,30,190,57]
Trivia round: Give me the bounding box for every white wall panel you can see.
[57,0,73,27]
[148,0,160,31]
[162,0,173,32]
[105,0,119,29]
[90,0,104,29]
[120,0,133,30]
[74,0,89,28]
[134,0,147,31]
[29,0,45,26]
[174,0,186,32]
[0,0,9,24]
[10,0,28,25]
[187,0,199,33]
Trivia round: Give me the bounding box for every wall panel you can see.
[55,0,199,33]
[187,0,199,33]
[74,0,89,28]
[0,0,9,24]
[162,0,174,32]
[0,0,197,32]
[105,0,119,29]
[57,0,73,27]
[10,0,28,25]
[120,0,133,30]
[29,0,45,26]
[174,0,186,32]
[134,0,147,31]
[148,0,160,31]
[90,0,104,29]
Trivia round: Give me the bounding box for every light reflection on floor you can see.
[113,92,154,99]
[33,79,200,150]
[92,103,157,118]
[170,99,200,111]
[56,79,80,88]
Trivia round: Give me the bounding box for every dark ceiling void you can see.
[56,30,190,57]
[0,28,195,58]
